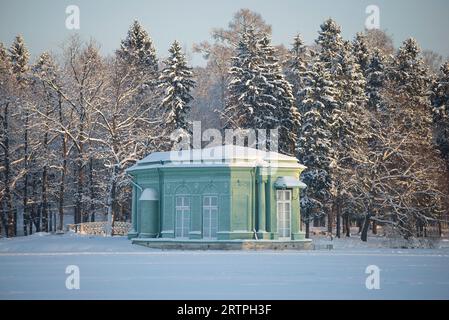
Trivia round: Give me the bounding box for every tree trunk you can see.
[372,220,377,235]
[345,215,351,237]
[75,155,84,224]
[305,218,310,239]
[41,165,48,232]
[1,201,6,237]
[75,159,84,224]
[58,157,66,231]
[105,166,118,236]
[0,202,3,236]
[2,103,14,237]
[89,157,95,222]
[74,114,84,224]
[41,106,49,232]
[361,214,372,242]
[53,212,57,232]
[121,205,126,222]
[327,205,333,235]
[31,172,40,232]
[335,204,341,238]
[22,111,29,237]
[58,95,66,231]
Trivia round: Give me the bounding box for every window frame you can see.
[202,195,219,240]
[277,189,292,240]
[175,195,191,239]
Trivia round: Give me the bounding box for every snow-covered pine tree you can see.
[332,40,367,238]
[335,40,367,142]
[193,9,273,128]
[159,40,195,146]
[391,38,431,105]
[224,27,265,138]
[0,42,10,74]
[8,35,29,86]
[297,57,337,238]
[316,19,344,83]
[258,35,300,155]
[285,34,308,106]
[431,61,449,174]
[117,20,158,81]
[314,18,345,233]
[366,49,387,112]
[353,48,389,241]
[224,29,299,154]
[116,21,162,156]
[352,32,371,76]
[224,27,260,130]
[430,61,449,219]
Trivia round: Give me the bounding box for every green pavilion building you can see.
[126,145,311,249]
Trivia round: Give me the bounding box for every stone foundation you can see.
[131,238,313,250]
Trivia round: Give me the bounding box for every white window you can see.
[175,196,190,239]
[203,196,218,239]
[277,190,291,240]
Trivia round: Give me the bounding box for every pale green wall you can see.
[128,165,305,240]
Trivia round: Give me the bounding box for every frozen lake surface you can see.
[1,233,449,299]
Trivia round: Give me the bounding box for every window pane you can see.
[176,197,182,206]
[175,209,182,237]
[211,196,218,206]
[203,211,210,237]
[184,212,189,235]
[203,197,210,206]
[277,191,283,201]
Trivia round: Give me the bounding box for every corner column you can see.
[127,185,139,239]
[258,178,266,232]
[257,169,270,239]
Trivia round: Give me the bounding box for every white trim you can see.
[126,145,306,172]
[202,195,219,240]
[175,196,191,239]
[277,190,292,240]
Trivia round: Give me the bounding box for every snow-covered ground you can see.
[1,233,449,299]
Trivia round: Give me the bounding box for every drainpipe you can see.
[157,168,163,238]
[253,228,259,240]
[252,166,257,240]
[128,174,143,191]
[127,174,142,238]
[256,166,267,238]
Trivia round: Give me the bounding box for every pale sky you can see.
[0,0,448,66]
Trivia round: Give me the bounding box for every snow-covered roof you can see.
[126,145,305,172]
[274,176,307,189]
[139,188,159,201]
